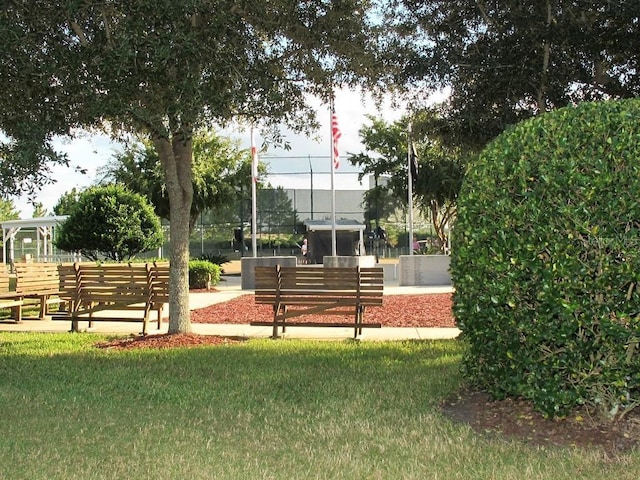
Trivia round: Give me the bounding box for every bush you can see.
[188,260,221,289]
[451,99,640,419]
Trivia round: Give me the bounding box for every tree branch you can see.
[68,20,88,47]
[537,0,553,112]
[475,1,491,25]
[100,9,112,45]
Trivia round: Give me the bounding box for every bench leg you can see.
[156,306,162,330]
[142,304,153,335]
[281,306,287,335]
[38,295,48,320]
[12,304,23,323]
[272,304,286,338]
[354,306,365,339]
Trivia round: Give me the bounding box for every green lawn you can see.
[0,333,637,479]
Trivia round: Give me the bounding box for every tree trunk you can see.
[537,0,554,112]
[154,134,194,334]
[429,200,456,253]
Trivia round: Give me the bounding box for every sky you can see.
[11,87,445,218]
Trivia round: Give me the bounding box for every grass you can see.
[0,333,638,479]
[0,301,58,320]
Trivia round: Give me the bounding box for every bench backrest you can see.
[149,262,170,304]
[75,263,151,303]
[14,262,60,296]
[0,267,12,295]
[255,266,384,304]
[57,263,78,300]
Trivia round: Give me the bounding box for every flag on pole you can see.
[251,145,258,183]
[250,125,259,183]
[410,141,419,184]
[331,112,341,169]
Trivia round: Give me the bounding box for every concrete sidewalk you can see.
[0,274,460,341]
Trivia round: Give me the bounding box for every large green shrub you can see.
[451,99,640,419]
[55,185,163,261]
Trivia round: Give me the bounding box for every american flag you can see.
[251,145,258,183]
[410,141,419,184]
[331,113,341,169]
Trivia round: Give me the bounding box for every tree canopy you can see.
[349,115,463,246]
[1,1,395,333]
[0,198,20,222]
[257,186,298,235]
[53,188,83,216]
[31,202,47,218]
[55,185,163,261]
[391,0,640,148]
[98,131,254,230]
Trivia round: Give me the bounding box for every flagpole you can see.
[250,124,258,258]
[330,98,337,256]
[408,123,414,256]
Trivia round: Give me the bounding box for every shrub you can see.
[188,260,221,289]
[451,99,640,419]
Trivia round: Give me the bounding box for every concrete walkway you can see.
[0,274,460,341]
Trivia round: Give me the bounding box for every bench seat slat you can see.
[256,291,384,297]
[251,321,382,329]
[256,296,383,306]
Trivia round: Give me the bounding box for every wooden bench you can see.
[149,262,170,322]
[251,265,384,338]
[56,263,79,314]
[14,262,63,320]
[0,268,24,322]
[59,263,168,334]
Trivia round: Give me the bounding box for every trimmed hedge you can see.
[188,260,221,289]
[451,99,640,419]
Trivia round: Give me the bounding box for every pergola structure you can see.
[1,216,71,264]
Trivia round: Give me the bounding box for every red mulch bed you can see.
[189,293,455,328]
[97,293,454,351]
[96,333,244,350]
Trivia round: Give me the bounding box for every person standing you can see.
[300,238,308,264]
[412,235,420,253]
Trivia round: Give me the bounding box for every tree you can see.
[99,131,254,230]
[411,137,465,247]
[53,188,83,216]
[1,2,393,334]
[349,115,463,247]
[257,186,298,235]
[31,202,47,218]
[391,1,640,149]
[55,185,163,261]
[0,198,20,221]
[362,177,402,231]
